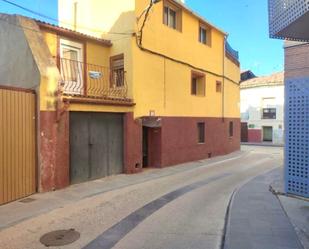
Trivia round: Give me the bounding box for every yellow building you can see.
[0,0,240,192]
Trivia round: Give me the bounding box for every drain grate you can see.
[40,229,80,247]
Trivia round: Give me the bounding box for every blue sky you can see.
[0,0,283,76]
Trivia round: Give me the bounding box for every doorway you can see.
[263,126,273,142]
[70,112,124,184]
[241,122,248,142]
[142,127,162,168]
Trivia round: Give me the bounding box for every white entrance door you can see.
[60,39,84,95]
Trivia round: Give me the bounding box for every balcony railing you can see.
[59,58,128,101]
[269,0,309,41]
[225,41,239,61]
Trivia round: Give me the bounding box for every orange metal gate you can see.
[0,86,36,205]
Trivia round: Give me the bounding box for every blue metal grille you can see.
[225,41,239,61]
[285,78,309,198]
[268,0,309,41]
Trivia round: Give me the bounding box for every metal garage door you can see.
[0,86,36,205]
[70,112,123,184]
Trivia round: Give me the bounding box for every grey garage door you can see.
[70,112,123,184]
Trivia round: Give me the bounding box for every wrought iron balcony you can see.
[225,41,239,61]
[269,0,309,41]
[58,58,129,102]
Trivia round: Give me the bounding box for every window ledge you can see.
[191,95,206,98]
[163,25,182,33]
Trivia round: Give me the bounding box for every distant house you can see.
[241,70,256,82]
[240,72,284,144]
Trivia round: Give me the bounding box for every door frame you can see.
[142,127,149,167]
[142,126,162,168]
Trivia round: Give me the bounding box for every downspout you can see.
[222,35,227,123]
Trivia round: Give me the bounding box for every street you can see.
[0,146,285,249]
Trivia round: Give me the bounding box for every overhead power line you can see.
[0,0,134,35]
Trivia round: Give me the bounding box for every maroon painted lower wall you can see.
[159,117,240,167]
[39,111,69,192]
[38,111,240,192]
[248,129,262,143]
[124,113,143,174]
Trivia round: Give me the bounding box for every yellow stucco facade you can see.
[57,0,240,119]
[38,27,134,113]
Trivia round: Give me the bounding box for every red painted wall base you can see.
[38,112,240,192]
[248,129,262,143]
[159,117,240,167]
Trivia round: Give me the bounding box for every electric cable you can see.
[136,1,240,85]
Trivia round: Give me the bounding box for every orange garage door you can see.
[0,86,36,205]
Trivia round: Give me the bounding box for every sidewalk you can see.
[224,168,306,249]
[0,150,245,231]
[241,142,284,147]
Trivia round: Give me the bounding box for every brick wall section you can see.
[285,42,309,79]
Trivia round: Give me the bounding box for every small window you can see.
[199,23,211,46]
[229,121,234,137]
[262,108,276,119]
[197,122,205,143]
[199,26,207,44]
[110,54,125,87]
[191,71,205,96]
[163,1,181,31]
[216,81,222,92]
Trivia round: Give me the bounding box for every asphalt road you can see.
[0,146,283,249]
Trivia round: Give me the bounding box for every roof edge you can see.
[169,0,228,36]
[35,19,112,47]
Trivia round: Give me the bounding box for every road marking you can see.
[83,173,232,249]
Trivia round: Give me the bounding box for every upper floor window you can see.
[199,23,211,46]
[110,54,125,87]
[163,1,182,31]
[262,108,276,119]
[59,38,84,95]
[191,71,205,96]
[216,81,222,93]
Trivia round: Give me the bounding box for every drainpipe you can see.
[222,35,227,123]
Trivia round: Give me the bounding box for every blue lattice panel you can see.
[285,78,309,198]
[269,0,309,40]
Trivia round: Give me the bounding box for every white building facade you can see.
[240,72,284,145]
